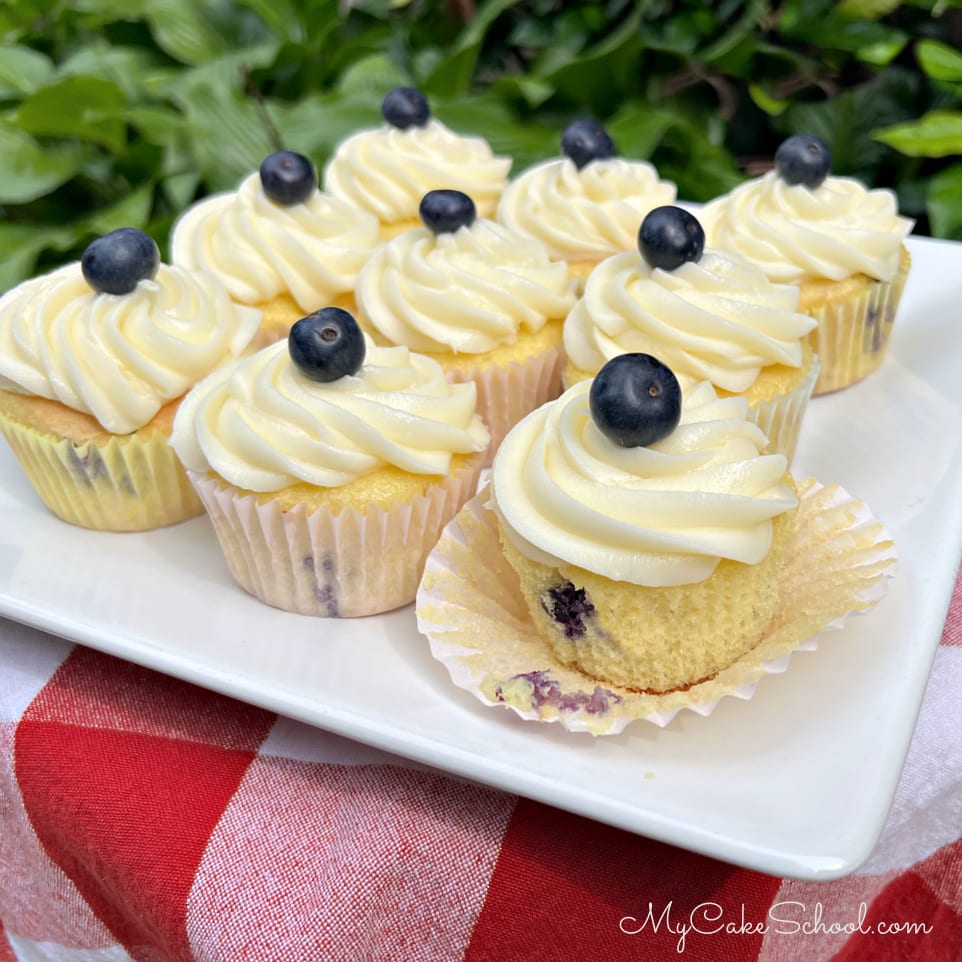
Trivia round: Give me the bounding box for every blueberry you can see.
[589,354,682,448]
[288,307,366,383]
[561,119,616,170]
[419,189,476,234]
[774,134,832,189]
[259,151,317,206]
[81,228,160,296]
[638,206,705,271]
[540,581,595,640]
[381,87,430,130]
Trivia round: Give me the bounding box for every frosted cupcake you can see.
[170,307,489,617]
[356,189,578,458]
[170,150,380,348]
[323,87,511,239]
[563,206,817,461]
[0,228,261,530]
[701,134,913,394]
[497,119,676,284]
[491,354,798,693]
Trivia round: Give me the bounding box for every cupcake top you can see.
[701,135,913,285]
[496,119,676,262]
[0,229,261,435]
[322,88,511,225]
[491,363,797,588]
[170,152,381,312]
[563,206,816,393]
[357,190,578,355]
[170,310,490,492]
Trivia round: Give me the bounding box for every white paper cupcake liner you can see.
[416,478,896,735]
[749,354,820,464]
[189,455,483,617]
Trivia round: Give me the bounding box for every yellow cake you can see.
[489,365,799,693]
[0,233,261,531]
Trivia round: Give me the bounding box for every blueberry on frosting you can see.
[419,189,476,234]
[289,307,366,383]
[561,119,616,170]
[589,353,682,448]
[81,227,160,295]
[381,86,430,130]
[774,133,832,189]
[638,205,705,271]
[259,150,318,206]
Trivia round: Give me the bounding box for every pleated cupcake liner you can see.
[447,344,565,465]
[188,454,485,617]
[416,478,896,735]
[803,252,911,396]
[0,411,202,531]
[748,354,820,465]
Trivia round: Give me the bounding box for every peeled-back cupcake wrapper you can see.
[748,354,820,465]
[0,412,202,532]
[447,345,564,465]
[804,253,911,396]
[416,478,896,735]
[188,456,484,617]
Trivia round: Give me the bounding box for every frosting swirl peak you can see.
[492,379,797,587]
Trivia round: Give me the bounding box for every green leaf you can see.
[927,161,962,239]
[749,83,790,116]
[10,76,127,152]
[335,53,407,96]
[917,39,962,82]
[607,105,678,159]
[0,224,75,293]
[873,111,962,157]
[0,45,54,98]
[836,0,902,17]
[856,39,907,66]
[57,44,178,102]
[0,124,95,203]
[78,182,155,235]
[234,0,305,43]
[142,0,238,65]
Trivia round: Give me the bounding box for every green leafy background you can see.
[1,0,960,292]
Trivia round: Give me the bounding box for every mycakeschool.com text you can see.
[620,900,934,954]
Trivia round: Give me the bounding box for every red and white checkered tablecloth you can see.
[2,571,960,961]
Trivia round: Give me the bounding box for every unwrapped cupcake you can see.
[170,150,380,348]
[356,189,578,458]
[323,87,512,239]
[563,206,817,461]
[497,118,676,284]
[170,307,489,617]
[701,134,914,394]
[0,228,261,531]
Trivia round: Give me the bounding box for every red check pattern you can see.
[2,575,961,961]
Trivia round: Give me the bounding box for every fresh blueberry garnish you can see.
[81,228,160,296]
[259,151,317,206]
[561,119,616,170]
[419,189,476,234]
[381,87,430,130]
[288,307,366,383]
[774,133,832,189]
[638,205,705,271]
[540,581,596,640]
[589,353,682,448]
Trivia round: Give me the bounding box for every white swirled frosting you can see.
[170,173,380,311]
[491,379,797,587]
[323,119,511,224]
[497,157,676,261]
[357,220,577,355]
[563,248,816,393]
[0,263,261,434]
[170,337,490,491]
[701,171,913,284]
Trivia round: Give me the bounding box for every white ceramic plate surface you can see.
[0,233,959,880]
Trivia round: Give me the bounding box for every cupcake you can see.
[356,189,578,458]
[170,150,380,348]
[563,206,818,461]
[170,307,489,617]
[323,87,511,239]
[489,354,799,693]
[0,228,261,531]
[701,134,914,394]
[497,119,676,285]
